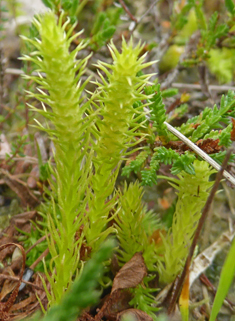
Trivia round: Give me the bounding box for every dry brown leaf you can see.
[9,294,36,312]
[3,171,39,208]
[103,290,132,321]
[196,138,221,154]
[111,253,147,293]
[0,268,18,300]
[94,253,147,321]
[231,118,235,141]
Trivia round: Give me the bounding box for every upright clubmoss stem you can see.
[21,11,93,306]
[84,39,156,251]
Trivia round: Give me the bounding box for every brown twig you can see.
[200,274,235,313]
[25,234,48,255]
[119,0,137,23]
[0,274,44,291]
[10,233,47,272]
[29,248,50,271]
[138,0,159,24]
[167,149,232,315]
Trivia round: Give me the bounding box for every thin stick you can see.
[119,0,138,23]
[172,83,235,92]
[29,248,50,270]
[164,121,235,186]
[138,0,159,23]
[0,274,44,291]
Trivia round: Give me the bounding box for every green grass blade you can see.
[209,236,235,321]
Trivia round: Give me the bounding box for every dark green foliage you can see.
[200,11,229,50]
[225,0,235,15]
[41,0,55,9]
[35,141,50,181]
[5,135,29,161]
[63,0,79,16]
[91,11,106,35]
[154,147,178,165]
[121,150,150,177]
[170,0,194,31]
[89,13,118,50]
[161,88,179,98]
[218,124,232,147]
[180,3,232,68]
[146,84,169,139]
[210,151,235,165]
[167,104,188,122]
[90,24,116,50]
[176,91,235,141]
[171,153,196,175]
[16,223,49,272]
[194,1,207,31]
[41,0,83,21]
[154,147,196,175]
[141,158,159,186]
[130,280,159,321]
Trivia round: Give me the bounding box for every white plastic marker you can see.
[164,121,235,186]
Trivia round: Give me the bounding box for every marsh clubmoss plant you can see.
[84,39,155,252]
[115,182,159,268]
[157,160,216,284]
[21,11,94,306]
[115,182,160,319]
